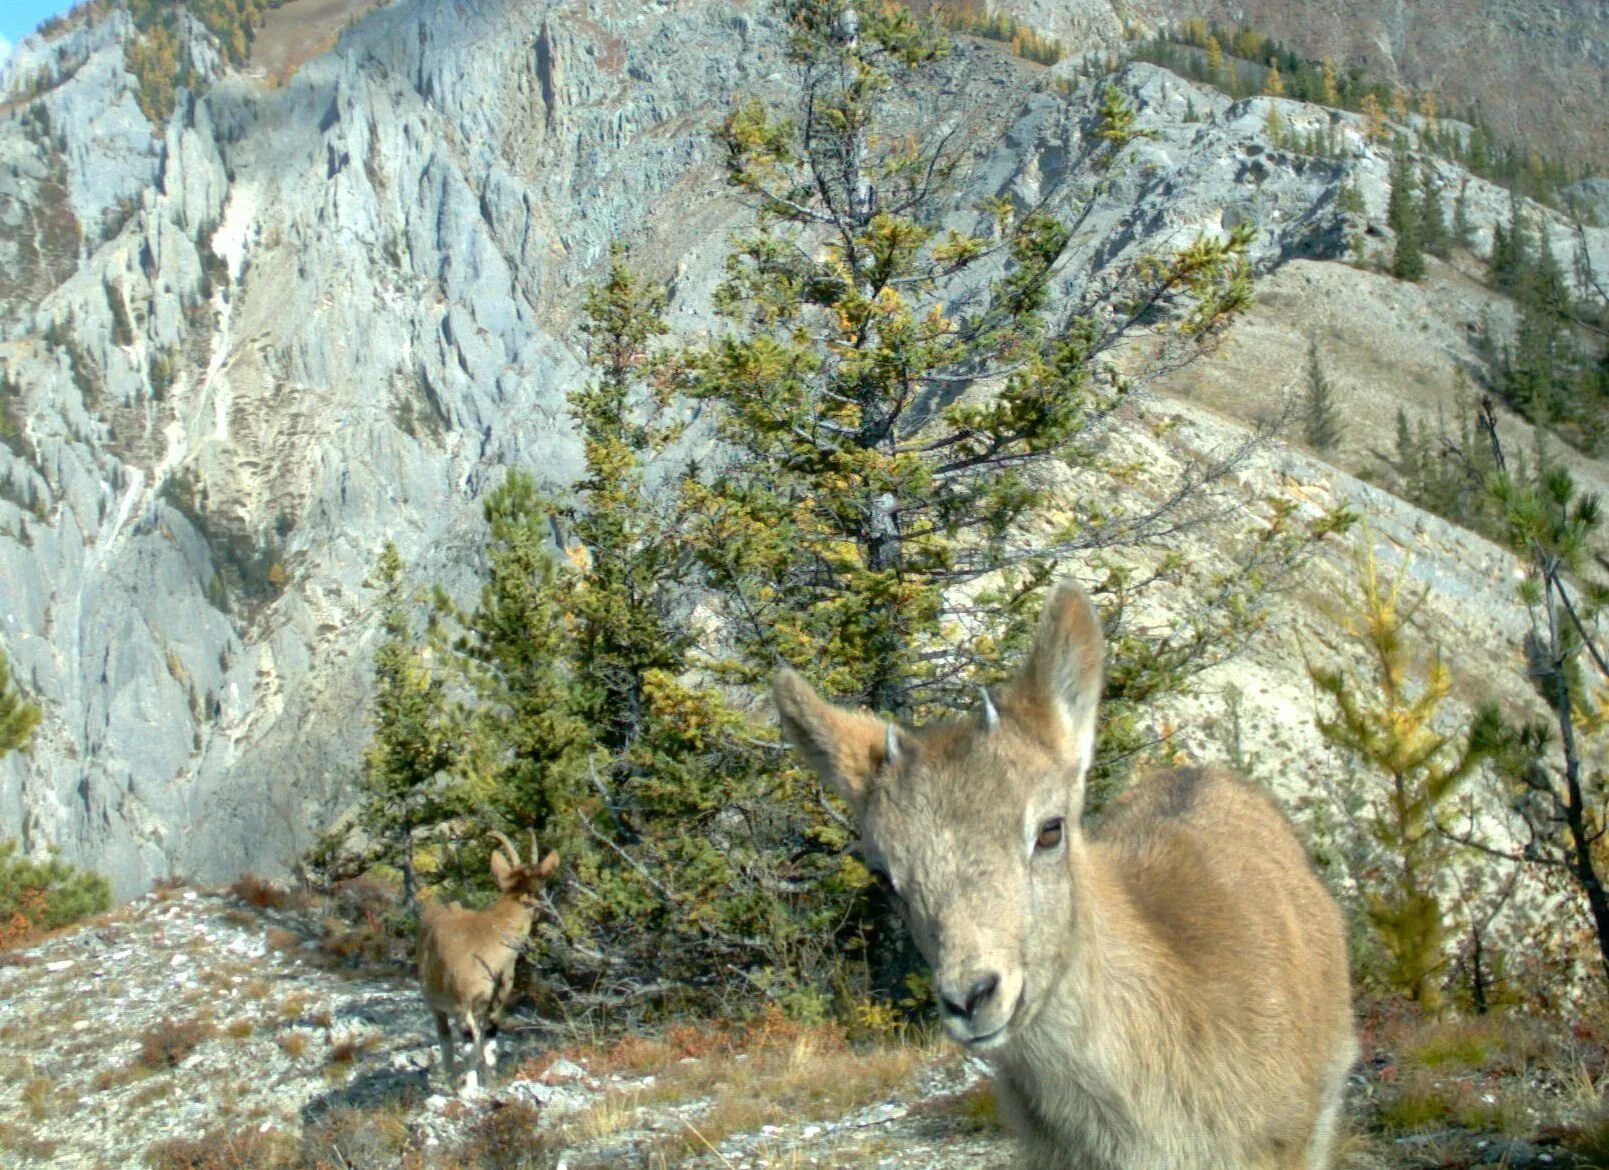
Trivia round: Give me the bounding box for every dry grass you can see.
[277,1031,309,1060]
[135,1015,216,1071]
[526,1007,936,1167]
[20,1074,54,1120]
[300,1101,413,1167]
[144,1125,296,1170]
[0,1119,57,1161]
[327,1031,376,1068]
[229,873,299,911]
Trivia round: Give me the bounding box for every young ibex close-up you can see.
[416,831,559,1092]
[775,579,1358,1170]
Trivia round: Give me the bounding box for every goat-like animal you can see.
[416,831,558,1091]
[774,580,1357,1169]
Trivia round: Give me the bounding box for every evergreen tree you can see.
[691,0,1264,726]
[1302,335,1343,453]
[0,648,40,758]
[689,0,1346,848]
[1388,141,1426,281]
[353,543,461,907]
[1453,178,1474,250]
[547,252,842,1003]
[450,473,592,847]
[1310,544,1502,1011]
[1419,165,1449,259]
[1456,408,1609,987]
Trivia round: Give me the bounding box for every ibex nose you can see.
[940,972,1000,1020]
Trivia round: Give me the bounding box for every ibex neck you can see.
[483,896,537,942]
[1041,839,1179,1047]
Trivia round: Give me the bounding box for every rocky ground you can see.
[1,883,1604,1169]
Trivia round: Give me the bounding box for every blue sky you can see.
[2,2,76,50]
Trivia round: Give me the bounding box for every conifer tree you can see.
[1319,58,1340,106]
[1262,59,1284,97]
[1419,165,1449,259]
[0,648,40,758]
[1453,178,1474,250]
[354,542,461,906]
[1310,545,1502,1010]
[690,0,1260,731]
[1456,406,1609,987]
[1360,92,1386,141]
[545,252,843,1002]
[449,473,592,847]
[1204,34,1225,85]
[1388,140,1426,281]
[1302,335,1343,453]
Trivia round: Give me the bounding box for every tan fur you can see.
[416,836,558,1091]
[775,580,1356,1170]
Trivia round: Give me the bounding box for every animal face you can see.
[490,847,560,905]
[774,581,1104,1051]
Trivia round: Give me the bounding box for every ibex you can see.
[416,831,558,1091]
[774,580,1356,1170]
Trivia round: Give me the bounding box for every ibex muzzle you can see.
[775,580,1357,1169]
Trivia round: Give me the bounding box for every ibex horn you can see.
[980,686,999,732]
[489,830,521,866]
[884,722,901,766]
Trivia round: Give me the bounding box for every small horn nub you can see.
[528,829,539,869]
[884,722,901,767]
[979,686,999,732]
[489,830,521,866]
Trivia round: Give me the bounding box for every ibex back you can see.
[774,580,1356,1170]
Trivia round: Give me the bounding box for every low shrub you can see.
[0,838,110,950]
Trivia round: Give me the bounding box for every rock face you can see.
[0,1,1603,899]
[1003,0,1609,173]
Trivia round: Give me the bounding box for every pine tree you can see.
[691,0,1264,727]
[1419,165,1449,259]
[0,648,40,758]
[450,472,592,847]
[687,1,1353,859]
[1388,140,1426,281]
[1453,178,1474,249]
[1302,335,1343,453]
[353,542,461,907]
[1309,544,1502,1011]
[547,252,837,1001]
[1462,408,1609,988]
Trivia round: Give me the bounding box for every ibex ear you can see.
[773,667,897,819]
[489,848,514,890]
[536,851,560,881]
[1005,580,1105,805]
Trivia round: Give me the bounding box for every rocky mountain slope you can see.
[0,0,1605,903]
[1,883,1601,1168]
[1009,0,1609,173]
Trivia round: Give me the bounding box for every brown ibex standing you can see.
[774,580,1356,1169]
[416,831,558,1092]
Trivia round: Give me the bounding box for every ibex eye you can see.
[1035,817,1065,852]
